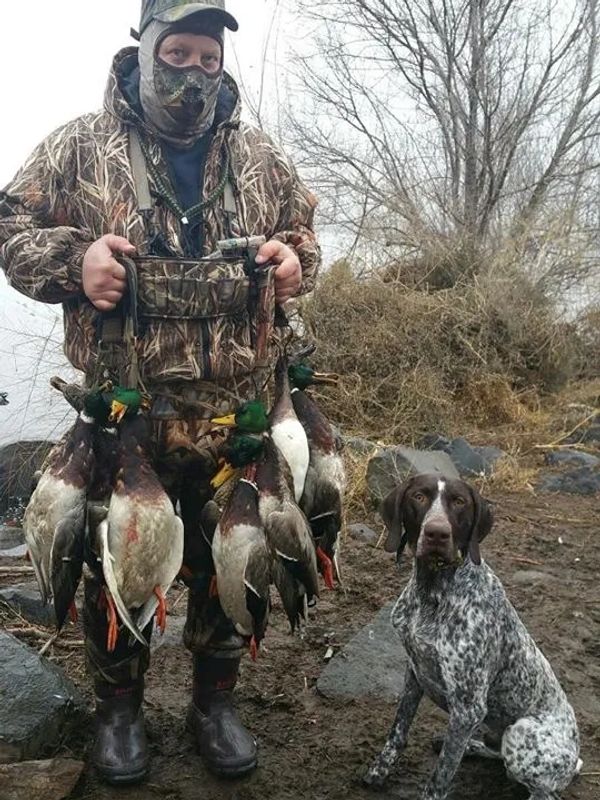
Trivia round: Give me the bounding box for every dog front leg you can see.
[363,665,423,789]
[421,703,487,800]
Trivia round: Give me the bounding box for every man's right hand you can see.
[82,234,136,312]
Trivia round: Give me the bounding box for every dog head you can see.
[381,473,493,568]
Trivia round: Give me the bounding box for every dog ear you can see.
[468,485,494,565]
[381,483,408,555]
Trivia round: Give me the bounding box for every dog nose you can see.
[423,525,451,546]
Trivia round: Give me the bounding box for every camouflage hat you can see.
[139,0,239,36]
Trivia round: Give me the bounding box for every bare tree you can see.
[288,0,600,288]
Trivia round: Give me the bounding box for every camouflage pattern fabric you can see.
[139,0,239,34]
[0,49,320,413]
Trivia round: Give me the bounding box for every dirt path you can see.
[4,487,600,800]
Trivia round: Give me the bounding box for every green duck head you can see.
[109,387,149,424]
[288,363,339,390]
[211,433,265,489]
[211,400,269,434]
[82,390,111,426]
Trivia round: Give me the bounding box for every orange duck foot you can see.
[250,636,260,662]
[316,546,335,590]
[154,586,167,634]
[68,601,78,624]
[105,592,119,652]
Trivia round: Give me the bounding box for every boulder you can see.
[0,632,85,763]
[447,438,506,477]
[367,445,459,504]
[0,584,54,627]
[544,449,600,468]
[417,433,452,452]
[317,602,408,702]
[346,523,379,546]
[419,435,506,477]
[0,758,83,800]
[537,467,600,496]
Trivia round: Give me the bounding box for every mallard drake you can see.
[211,420,320,633]
[288,363,346,589]
[24,392,101,629]
[269,355,310,503]
[211,463,271,660]
[97,410,184,651]
[255,435,319,632]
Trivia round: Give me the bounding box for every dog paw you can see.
[362,766,388,791]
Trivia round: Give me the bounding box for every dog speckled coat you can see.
[364,474,581,800]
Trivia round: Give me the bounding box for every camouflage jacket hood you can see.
[0,47,320,402]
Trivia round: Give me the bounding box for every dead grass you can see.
[301,260,577,446]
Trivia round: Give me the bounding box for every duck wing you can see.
[50,507,86,630]
[267,505,319,632]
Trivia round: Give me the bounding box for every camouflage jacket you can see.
[0,48,320,403]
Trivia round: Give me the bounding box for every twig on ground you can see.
[511,556,543,567]
[533,408,600,450]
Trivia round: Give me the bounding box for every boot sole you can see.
[205,757,258,779]
[95,763,150,786]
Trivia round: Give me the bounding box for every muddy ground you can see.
[2,487,599,800]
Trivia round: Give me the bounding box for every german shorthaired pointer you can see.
[364,474,581,800]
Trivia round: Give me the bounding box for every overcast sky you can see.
[0,0,293,445]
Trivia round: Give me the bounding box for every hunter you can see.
[0,0,319,785]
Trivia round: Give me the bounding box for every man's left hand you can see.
[255,240,302,304]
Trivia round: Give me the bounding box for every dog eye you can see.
[452,496,466,507]
[413,492,427,504]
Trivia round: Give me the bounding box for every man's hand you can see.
[255,240,302,304]
[82,234,136,312]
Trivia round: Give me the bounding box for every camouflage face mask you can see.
[154,58,222,125]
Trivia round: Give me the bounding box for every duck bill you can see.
[311,372,339,386]
[211,413,237,428]
[109,401,128,424]
[211,461,236,489]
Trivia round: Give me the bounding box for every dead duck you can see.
[211,462,271,660]
[24,389,104,629]
[270,355,310,503]
[97,409,184,651]
[288,363,346,589]
[255,435,319,632]
[212,422,319,633]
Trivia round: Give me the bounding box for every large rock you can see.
[367,445,459,503]
[538,467,600,496]
[0,758,84,800]
[544,449,600,468]
[347,523,379,546]
[317,602,408,702]
[419,434,506,477]
[0,632,85,763]
[0,584,54,627]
